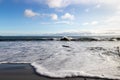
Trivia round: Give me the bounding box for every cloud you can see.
[24,9,39,17]
[82,9,120,30]
[103,15,120,27]
[91,21,98,25]
[16,0,120,9]
[46,0,70,8]
[61,13,75,20]
[24,9,58,21]
[50,14,58,20]
[82,21,98,26]
[40,21,74,25]
[55,21,74,25]
[94,9,120,29]
[82,22,89,26]
[46,0,120,8]
[83,12,120,30]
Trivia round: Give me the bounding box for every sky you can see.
[0,0,120,35]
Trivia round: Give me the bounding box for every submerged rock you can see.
[62,45,70,48]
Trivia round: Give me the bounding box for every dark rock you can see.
[60,36,72,41]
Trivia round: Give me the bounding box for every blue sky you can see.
[0,0,120,35]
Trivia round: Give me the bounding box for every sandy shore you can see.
[0,63,115,80]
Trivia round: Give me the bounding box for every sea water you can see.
[0,40,120,79]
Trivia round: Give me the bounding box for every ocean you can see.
[0,36,120,79]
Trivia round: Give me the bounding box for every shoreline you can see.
[0,63,116,80]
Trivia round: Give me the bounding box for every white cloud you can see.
[104,15,120,27]
[19,0,120,9]
[82,22,89,26]
[82,10,120,30]
[91,21,98,25]
[24,9,58,21]
[50,14,58,20]
[46,0,120,8]
[46,0,70,8]
[40,21,74,25]
[83,13,120,30]
[24,9,39,17]
[82,21,98,26]
[116,11,120,14]
[61,13,75,20]
[117,6,120,10]
[55,21,74,25]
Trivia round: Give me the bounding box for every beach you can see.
[0,63,115,80]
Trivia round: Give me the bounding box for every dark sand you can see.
[0,63,116,80]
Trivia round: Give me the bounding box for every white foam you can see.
[31,62,120,79]
[0,41,120,79]
[31,62,92,78]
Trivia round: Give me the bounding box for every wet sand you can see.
[0,63,115,80]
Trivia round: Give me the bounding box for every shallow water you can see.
[0,41,120,79]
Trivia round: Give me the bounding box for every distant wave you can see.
[0,36,120,41]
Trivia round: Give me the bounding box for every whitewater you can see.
[0,41,120,79]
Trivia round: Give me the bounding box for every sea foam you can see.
[0,41,120,79]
